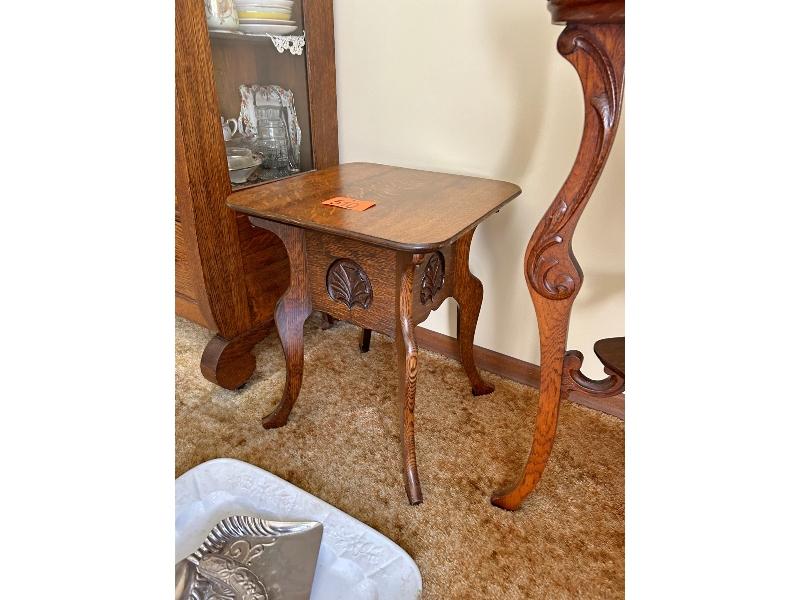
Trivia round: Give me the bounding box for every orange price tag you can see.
[322,196,376,211]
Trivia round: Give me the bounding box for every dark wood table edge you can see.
[593,336,624,379]
[230,188,522,253]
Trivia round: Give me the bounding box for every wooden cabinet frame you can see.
[175,0,339,389]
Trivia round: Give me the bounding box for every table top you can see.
[228,162,521,252]
[594,336,625,378]
[547,0,624,24]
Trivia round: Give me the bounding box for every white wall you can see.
[332,0,624,378]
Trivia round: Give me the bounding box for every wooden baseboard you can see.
[415,326,624,420]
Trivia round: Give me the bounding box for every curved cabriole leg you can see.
[200,325,271,390]
[396,254,424,505]
[492,297,572,510]
[250,219,312,429]
[491,22,625,510]
[453,230,494,396]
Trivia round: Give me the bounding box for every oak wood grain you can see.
[492,20,625,511]
[175,0,340,388]
[241,162,519,504]
[176,292,211,329]
[452,230,495,396]
[254,221,313,428]
[562,349,624,397]
[397,253,424,505]
[411,247,454,325]
[229,162,521,252]
[175,99,215,328]
[303,0,339,169]
[176,0,251,337]
[236,215,289,325]
[413,326,624,419]
[302,228,399,336]
[200,325,271,390]
[548,0,624,24]
[175,220,195,300]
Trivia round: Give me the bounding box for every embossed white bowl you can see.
[227,155,261,183]
[176,458,423,600]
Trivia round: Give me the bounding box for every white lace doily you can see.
[268,31,306,55]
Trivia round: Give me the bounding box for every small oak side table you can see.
[228,162,521,505]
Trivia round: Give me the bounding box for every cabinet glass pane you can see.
[204,0,313,189]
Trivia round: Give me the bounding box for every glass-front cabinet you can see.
[204,0,315,189]
[175,0,337,386]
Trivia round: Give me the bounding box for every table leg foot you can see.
[397,255,424,505]
[491,296,570,510]
[200,325,271,390]
[360,328,372,353]
[453,230,494,396]
[262,295,311,428]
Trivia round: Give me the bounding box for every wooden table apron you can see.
[247,215,495,505]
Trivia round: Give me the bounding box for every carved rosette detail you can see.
[326,259,373,309]
[527,25,622,301]
[420,252,445,304]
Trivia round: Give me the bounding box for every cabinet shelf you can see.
[230,167,305,192]
[208,29,305,55]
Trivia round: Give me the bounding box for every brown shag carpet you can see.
[176,316,624,599]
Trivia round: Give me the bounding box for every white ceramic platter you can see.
[176,458,423,600]
[238,22,298,34]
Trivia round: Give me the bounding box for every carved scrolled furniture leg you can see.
[562,350,624,397]
[249,218,313,429]
[491,22,624,510]
[453,229,495,396]
[200,325,271,390]
[396,254,424,505]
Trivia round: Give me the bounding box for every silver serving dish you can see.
[175,515,323,600]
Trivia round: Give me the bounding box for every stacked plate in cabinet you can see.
[235,0,297,34]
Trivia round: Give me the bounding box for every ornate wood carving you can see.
[527,25,622,302]
[326,259,373,310]
[420,252,445,304]
[492,21,624,511]
[561,349,624,397]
